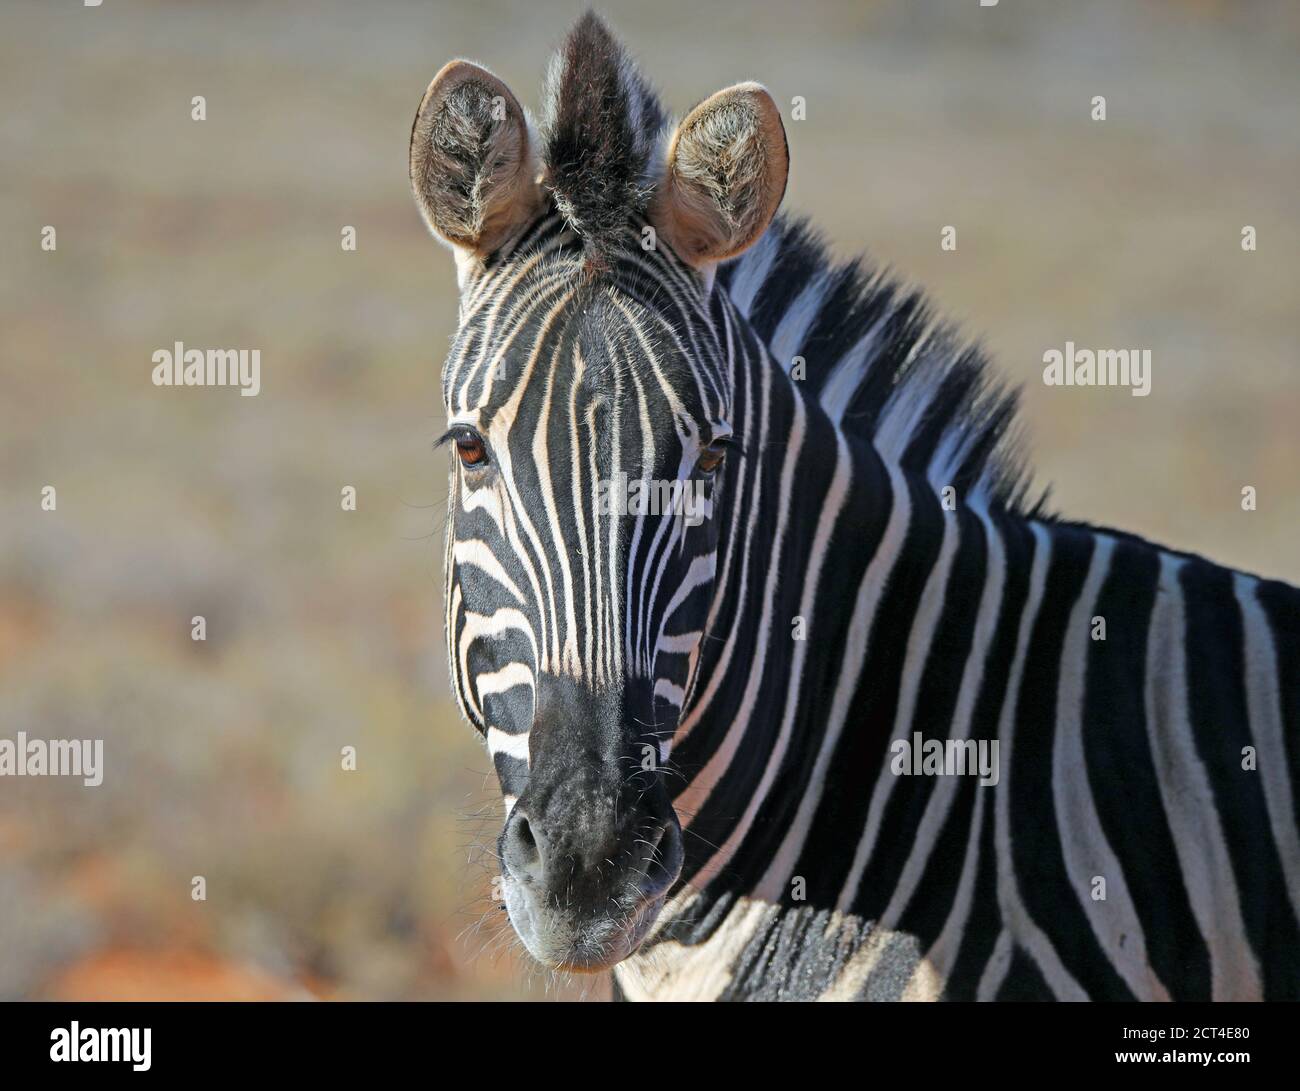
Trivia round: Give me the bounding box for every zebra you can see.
[408,13,1300,1000]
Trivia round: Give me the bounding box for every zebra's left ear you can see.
[649,82,789,273]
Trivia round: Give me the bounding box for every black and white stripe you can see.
[415,14,1300,1000]
[610,218,1300,1001]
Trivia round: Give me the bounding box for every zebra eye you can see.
[455,432,488,468]
[696,442,728,475]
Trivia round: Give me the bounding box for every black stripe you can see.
[1009,523,1134,1000]
[996,947,1056,1001]
[744,225,823,344]
[942,794,1002,1000]
[852,506,987,923]
[1180,560,1300,999]
[795,474,946,909]
[1255,578,1300,847]
[1083,537,1211,998]
[896,776,980,950]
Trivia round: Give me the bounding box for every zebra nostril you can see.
[503,809,545,884]
[636,816,684,904]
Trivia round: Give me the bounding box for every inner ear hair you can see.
[409,60,544,259]
[650,82,789,270]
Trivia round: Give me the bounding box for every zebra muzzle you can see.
[499,791,684,971]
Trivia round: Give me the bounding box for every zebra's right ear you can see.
[650,82,789,273]
[409,60,544,266]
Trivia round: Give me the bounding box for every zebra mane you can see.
[539,12,667,269]
[717,215,1045,516]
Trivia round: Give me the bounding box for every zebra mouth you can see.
[500,817,683,972]
[560,895,665,974]
[503,878,667,973]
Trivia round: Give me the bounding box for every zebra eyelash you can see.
[433,425,486,451]
[435,425,493,472]
[710,433,743,457]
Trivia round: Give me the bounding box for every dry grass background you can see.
[0,0,1296,1000]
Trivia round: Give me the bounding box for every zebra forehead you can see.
[451,278,721,422]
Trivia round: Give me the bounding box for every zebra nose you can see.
[502,808,546,885]
[502,802,683,905]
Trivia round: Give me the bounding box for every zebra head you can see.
[410,14,788,971]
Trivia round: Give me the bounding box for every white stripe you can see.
[677,395,808,884]
[529,334,582,677]
[768,272,830,370]
[992,522,1087,1000]
[487,726,530,763]
[1144,554,1260,999]
[475,662,534,703]
[749,441,885,903]
[458,607,538,723]
[975,930,1014,1001]
[656,630,702,655]
[654,679,686,708]
[727,228,779,318]
[912,789,987,994]
[881,500,1005,927]
[675,317,765,744]
[819,317,886,425]
[483,290,577,672]
[830,475,952,911]
[567,349,595,680]
[1054,535,1170,1000]
[1233,572,1300,926]
[453,539,524,603]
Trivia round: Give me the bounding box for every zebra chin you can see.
[501,877,671,973]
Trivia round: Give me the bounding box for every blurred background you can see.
[0,0,1296,1000]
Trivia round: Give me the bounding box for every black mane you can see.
[540,12,666,268]
[718,215,1043,516]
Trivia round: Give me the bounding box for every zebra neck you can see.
[669,308,929,892]
[634,317,978,996]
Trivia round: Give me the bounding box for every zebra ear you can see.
[409,60,544,262]
[650,82,789,271]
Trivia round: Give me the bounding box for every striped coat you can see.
[409,14,1300,1000]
